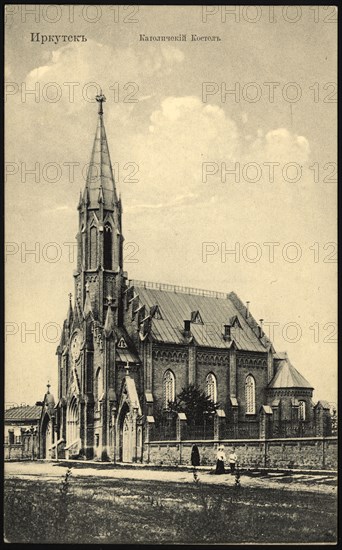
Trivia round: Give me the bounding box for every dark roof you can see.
[5,405,41,422]
[268,359,313,389]
[274,351,288,360]
[85,114,118,209]
[131,283,267,352]
[116,348,141,364]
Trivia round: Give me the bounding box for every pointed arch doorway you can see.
[119,403,132,463]
[65,396,81,458]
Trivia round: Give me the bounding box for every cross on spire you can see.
[95,90,106,115]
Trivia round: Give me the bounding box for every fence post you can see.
[177,413,187,441]
[230,399,239,438]
[259,405,273,440]
[314,401,331,437]
[145,416,155,464]
[20,428,26,459]
[215,409,226,440]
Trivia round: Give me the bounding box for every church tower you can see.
[55,95,129,461]
[75,92,125,326]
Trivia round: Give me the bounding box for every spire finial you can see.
[69,292,72,303]
[47,381,51,393]
[95,90,106,116]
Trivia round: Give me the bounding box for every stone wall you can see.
[5,434,39,461]
[144,436,337,471]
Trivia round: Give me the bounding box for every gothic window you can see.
[163,370,175,408]
[206,373,217,403]
[299,400,306,421]
[245,375,256,414]
[104,224,112,270]
[95,367,103,411]
[90,226,97,269]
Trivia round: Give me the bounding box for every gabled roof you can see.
[114,327,141,365]
[5,405,41,422]
[315,400,330,410]
[123,376,142,415]
[268,359,313,389]
[130,283,268,352]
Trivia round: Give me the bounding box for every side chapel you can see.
[39,95,322,462]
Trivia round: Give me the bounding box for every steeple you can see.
[74,95,126,326]
[84,92,118,210]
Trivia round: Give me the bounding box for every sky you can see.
[5,5,337,408]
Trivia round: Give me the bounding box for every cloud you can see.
[24,40,184,114]
[126,192,196,212]
[249,127,310,164]
[124,95,311,210]
[160,45,185,64]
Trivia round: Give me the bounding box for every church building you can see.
[40,95,322,462]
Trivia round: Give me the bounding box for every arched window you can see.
[89,226,97,269]
[245,375,256,414]
[163,370,175,408]
[95,368,103,411]
[206,373,217,403]
[104,224,112,270]
[298,400,306,421]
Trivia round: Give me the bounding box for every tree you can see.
[167,384,219,426]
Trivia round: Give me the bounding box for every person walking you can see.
[191,444,200,467]
[229,448,238,474]
[215,445,226,474]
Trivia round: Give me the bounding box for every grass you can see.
[4,469,337,544]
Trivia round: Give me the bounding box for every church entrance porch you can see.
[115,371,143,463]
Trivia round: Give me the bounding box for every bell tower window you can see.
[104,224,112,269]
[89,226,97,269]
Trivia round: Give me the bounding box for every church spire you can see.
[84,91,118,210]
[74,96,126,326]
